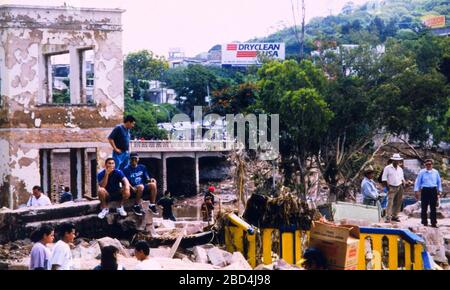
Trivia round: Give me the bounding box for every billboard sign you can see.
[422,15,446,28]
[222,43,285,66]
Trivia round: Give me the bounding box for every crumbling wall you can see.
[0,5,125,208]
[0,136,11,208]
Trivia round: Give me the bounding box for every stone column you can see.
[195,153,200,194]
[69,47,81,104]
[162,153,167,192]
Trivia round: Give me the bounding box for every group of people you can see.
[97,115,158,219]
[29,223,76,270]
[29,223,161,270]
[361,153,442,227]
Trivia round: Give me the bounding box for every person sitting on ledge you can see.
[27,186,52,207]
[97,158,131,219]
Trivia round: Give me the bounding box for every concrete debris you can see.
[273,259,302,270]
[403,201,450,219]
[154,257,219,270]
[193,246,209,264]
[254,263,274,270]
[149,247,171,258]
[207,247,227,267]
[160,219,176,229]
[229,252,252,270]
[97,237,131,258]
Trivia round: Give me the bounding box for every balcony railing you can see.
[130,140,234,152]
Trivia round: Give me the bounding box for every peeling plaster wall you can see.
[0,136,11,207]
[0,6,124,129]
[10,148,39,202]
[0,5,125,208]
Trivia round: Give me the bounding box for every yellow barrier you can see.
[224,219,431,270]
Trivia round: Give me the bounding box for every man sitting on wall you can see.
[122,153,158,216]
[97,158,131,219]
[27,186,52,207]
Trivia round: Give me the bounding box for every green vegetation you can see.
[122,1,450,200]
[253,0,450,57]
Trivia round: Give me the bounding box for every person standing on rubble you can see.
[201,195,214,222]
[108,115,136,171]
[26,186,52,207]
[204,185,216,205]
[361,166,381,206]
[97,158,131,219]
[414,159,442,228]
[157,190,176,221]
[382,153,406,223]
[123,153,158,216]
[49,223,76,270]
[29,225,54,270]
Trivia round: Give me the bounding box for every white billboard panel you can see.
[221,43,285,66]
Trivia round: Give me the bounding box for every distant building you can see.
[168,47,222,68]
[143,80,177,104]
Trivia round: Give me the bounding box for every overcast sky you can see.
[2,0,368,57]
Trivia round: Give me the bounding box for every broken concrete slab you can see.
[273,259,302,270]
[229,252,252,270]
[97,237,130,258]
[254,263,274,270]
[160,219,176,229]
[149,247,171,258]
[193,246,209,264]
[207,247,227,267]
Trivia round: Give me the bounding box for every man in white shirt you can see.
[381,153,405,223]
[133,240,162,270]
[50,223,76,270]
[27,186,52,207]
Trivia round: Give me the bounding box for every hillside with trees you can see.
[252,0,450,57]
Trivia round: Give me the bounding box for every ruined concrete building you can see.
[0,5,125,208]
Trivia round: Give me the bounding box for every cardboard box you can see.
[309,221,360,270]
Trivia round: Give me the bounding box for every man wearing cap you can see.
[414,159,442,227]
[382,153,406,222]
[361,166,380,206]
[122,153,158,215]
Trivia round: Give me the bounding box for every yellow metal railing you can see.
[224,215,432,270]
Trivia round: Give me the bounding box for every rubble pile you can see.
[0,237,254,270]
[403,201,450,219]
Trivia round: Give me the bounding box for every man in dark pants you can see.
[108,115,136,171]
[414,159,442,228]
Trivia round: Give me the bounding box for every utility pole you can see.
[300,0,306,59]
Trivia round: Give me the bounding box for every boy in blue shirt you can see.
[97,158,131,219]
[123,153,158,216]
